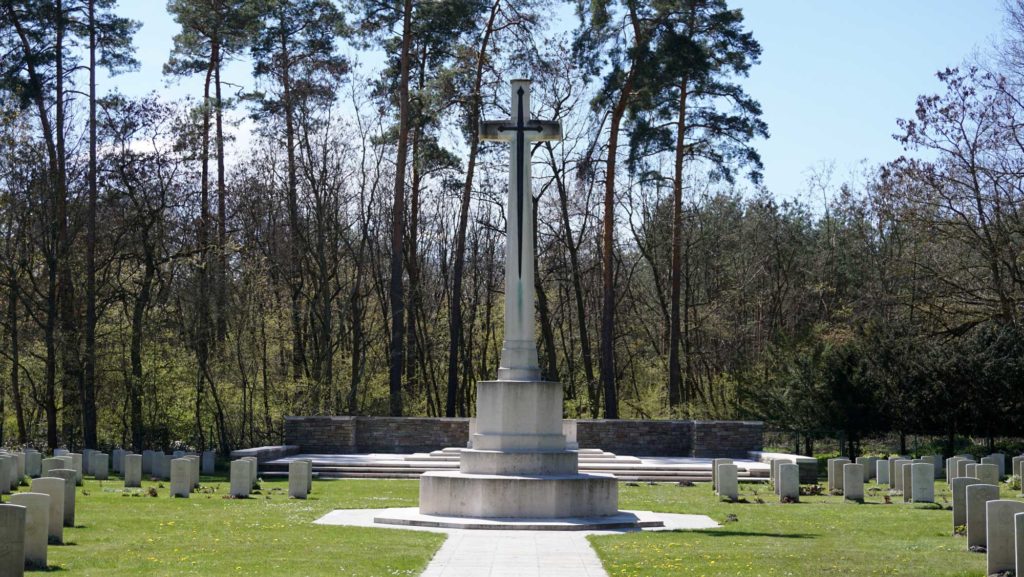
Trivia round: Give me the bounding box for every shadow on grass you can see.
[27,564,67,573]
[683,529,816,539]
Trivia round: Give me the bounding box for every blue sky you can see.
[105,0,1006,202]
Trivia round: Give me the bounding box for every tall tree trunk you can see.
[550,145,598,417]
[82,0,99,450]
[129,247,155,452]
[389,0,414,417]
[195,54,215,450]
[447,0,500,417]
[7,270,26,444]
[214,41,228,342]
[601,72,634,420]
[668,79,689,410]
[279,11,305,383]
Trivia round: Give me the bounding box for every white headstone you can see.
[289,461,310,499]
[976,464,1000,486]
[241,457,258,489]
[69,453,83,485]
[230,460,251,498]
[10,492,49,569]
[843,463,864,502]
[987,454,1006,478]
[13,451,25,481]
[957,459,976,479]
[0,455,13,495]
[910,462,934,503]
[186,455,200,489]
[967,483,1000,550]
[142,450,155,475]
[25,451,41,478]
[892,459,911,492]
[1011,455,1024,480]
[0,504,26,577]
[170,459,190,498]
[952,476,982,532]
[123,457,142,487]
[987,500,1024,574]
[778,463,799,502]
[49,469,76,528]
[53,449,69,458]
[717,463,738,502]
[876,459,890,485]
[855,457,876,481]
[201,451,216,476]
[1014,512,1024,575]
[30,477,64,544]
[91,452,108,481]
[82,449,96,476]
[712,458,733,494]
[828,458,850,493]
[124,454,142,488]
[921,455,942,479]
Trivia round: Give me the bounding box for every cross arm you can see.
[480,120,513,142]
[530,120,562,142]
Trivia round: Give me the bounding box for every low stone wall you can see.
[285,416,763,457]
[229,445,299,463]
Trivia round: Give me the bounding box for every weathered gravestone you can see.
[91,452,108,481]
[49,469,76,528]
[289,460,311,499]
[910,462,934,503]
[778,463,799,502]
[712,458,733,494]
[828,458,850,493]
[0,504,26,577]
[976,464,1000,486]
[957,459,976,479]
[69,453,83,485]
[843,463,864,502]
[967,484,1000,550]
[230,460,251,498]
[952,477,983,532]
[986,500,1024,574]
[985,454,1006,478]
[876,459,890,485]
[717,463,738,502]
[30,478,64,544]
[170,459,191,498]
[10,492,49,569]
[201,451,216,476]
[124,454,142,488]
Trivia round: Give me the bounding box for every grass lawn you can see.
[12,475,444,576]
[595,480,1018,577]
[6,472,1014,576]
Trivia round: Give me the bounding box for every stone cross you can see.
[480,79,562,381]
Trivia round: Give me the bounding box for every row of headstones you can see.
[0,447,217,487]
[226,458,312,500]
[0,451,80,576]
[710,458,800,502]
[951,455,1024,576]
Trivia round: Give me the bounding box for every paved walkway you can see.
[315,509,719,577]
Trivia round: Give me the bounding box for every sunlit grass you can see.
[11,475,443,576]
[593,480,1016,577]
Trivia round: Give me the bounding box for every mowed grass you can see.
[8,472,1015,576]
[593,480,1019,577]
[10,475,444,576]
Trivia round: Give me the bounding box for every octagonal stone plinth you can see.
[419,471,617,518]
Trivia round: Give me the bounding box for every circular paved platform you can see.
[373,507,664,531]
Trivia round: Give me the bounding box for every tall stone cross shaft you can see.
[481,79,562,382]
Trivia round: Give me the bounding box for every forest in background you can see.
[1,0,1023,456]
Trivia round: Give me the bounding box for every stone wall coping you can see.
[749,450,816,464]
[230,445,299,462]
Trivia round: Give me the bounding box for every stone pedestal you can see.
[418,379,620,520]
[10,492,49,569]
[0,504,26,577]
